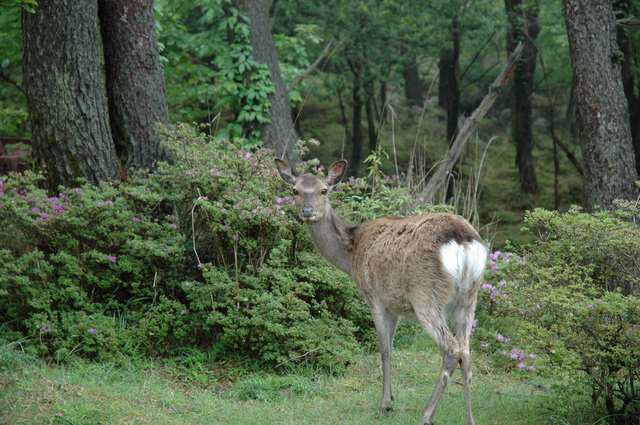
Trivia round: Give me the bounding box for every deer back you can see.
[350,212,486,318]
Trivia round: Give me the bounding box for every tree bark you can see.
[98,0,171,172]
[615,0,640,177]
[505,0,540,194]
[22,0,120,189]
[563,0,638,211]
[234,0,298,164]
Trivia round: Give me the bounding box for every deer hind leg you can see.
[416,310,460,425]
[369,303,400,414]
[454,288,480,425]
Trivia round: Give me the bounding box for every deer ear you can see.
[274,158,299,185]
[326,160,347,187]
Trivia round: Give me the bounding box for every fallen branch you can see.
[421,42,524,202]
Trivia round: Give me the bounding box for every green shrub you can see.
[477,206,640,424]
[0,124,376,370]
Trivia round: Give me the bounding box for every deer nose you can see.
[302,205,314,217]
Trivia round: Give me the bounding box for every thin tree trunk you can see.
[439,21,461,200]
[351,67,364,177]
[337,88,352,146]
[505,0,540,194]
[563,0,638,211]
[22,0,119,190]
[403,59,425,106]
[234,0,298,164]
[439,23,461,145]
[98,0,171,173]
[365,83,378,154]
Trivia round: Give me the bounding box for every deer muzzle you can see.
[302,205,314,218]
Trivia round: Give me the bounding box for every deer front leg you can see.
[369,304,399,415]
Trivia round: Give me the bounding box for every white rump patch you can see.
[439,239,488,290]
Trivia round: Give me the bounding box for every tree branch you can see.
[421,42,524,202]
[289,38,334,89]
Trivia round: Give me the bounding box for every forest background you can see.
[1,0,640,424]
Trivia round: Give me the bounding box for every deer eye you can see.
[321,189,328,195]
[292,188,299,196]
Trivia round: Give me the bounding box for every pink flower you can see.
[89,328,98,334]
[108,255,116,263]
[132,217,140,222]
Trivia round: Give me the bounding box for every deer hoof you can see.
[379,406,394,416]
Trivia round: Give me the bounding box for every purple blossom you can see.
[108,255,116,263]
[89,328,98,334]
[40,326,52,332]
[497,334,511,343]
[171,223,178,229]
[510,349,525,361]
[132,217,140,222]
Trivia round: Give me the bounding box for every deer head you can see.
[274,158,347,222]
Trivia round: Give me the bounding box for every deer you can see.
[274,158,488,425]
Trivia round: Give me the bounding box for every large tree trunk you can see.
[22,0,120,189]
[234,0,298,164]
[505,0,540,195]
[563,0,638,211]
[615,0,640,177]
[98,0,171,173]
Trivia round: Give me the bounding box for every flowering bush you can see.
[0,124,375,369]
[477,206,640,423]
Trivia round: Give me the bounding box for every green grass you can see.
[1,338,560,425]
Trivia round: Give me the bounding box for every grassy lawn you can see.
[1,340,554,425]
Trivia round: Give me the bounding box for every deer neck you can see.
[305,206,358,277]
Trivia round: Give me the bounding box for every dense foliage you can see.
[0,125,378,370]
[478,204,640,424]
